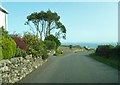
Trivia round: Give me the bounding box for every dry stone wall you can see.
[0,55,47,83]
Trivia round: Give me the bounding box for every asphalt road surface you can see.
[19,51,119,83]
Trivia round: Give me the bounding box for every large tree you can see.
[25,10,66,40]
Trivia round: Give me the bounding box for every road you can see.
[19,51,119,83]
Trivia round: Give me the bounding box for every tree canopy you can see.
[25,10,66,40]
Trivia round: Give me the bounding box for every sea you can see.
[61,42,117,49]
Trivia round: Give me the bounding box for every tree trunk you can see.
[46,21,51,37]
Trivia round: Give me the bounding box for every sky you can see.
[1,0,119,2]
[2,2,118,43]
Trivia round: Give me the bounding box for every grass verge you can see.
[89,53,120,70]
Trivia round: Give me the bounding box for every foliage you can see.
[53,49,63,56]
[0,26,8,35]
[96,45,113,58]
[25,10,66,39]
[41,50,49,60]
[56,49,63,54]
[0,28,16,59]
[11,35,28,52]
[43,40,56,50]
[111,46,120,58]
[45,35,61,49]
[23,32,48,58]
[69,45,72,49]
[23,32,38,47]
[95,45,120,59]
[15,47,27,58]
[23,32,41,57]
[92,44,120,70]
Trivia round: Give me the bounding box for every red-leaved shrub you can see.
[11,35,28,52]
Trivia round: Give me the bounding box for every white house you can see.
[0,5,8,31]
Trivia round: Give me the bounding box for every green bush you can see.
[0,26,8,36]
[0,28,2,60]
[96,45,113,56]
[116,46,120,57]
[69,45,72,49]
[23,32,48,59]
[112,46,120,59]
[41,50,49,60]
[15,47,27,58]
[0,28,16,59]
[23,32,40,56]
[45,35,61,49]
[56,49,62,54]
[23,32,39,48]
[95,45,119,59]
[43,40,56,50]
[53,49,63,56]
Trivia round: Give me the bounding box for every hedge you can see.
[95,45,120,59]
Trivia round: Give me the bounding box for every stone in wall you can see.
[0,55,46,83]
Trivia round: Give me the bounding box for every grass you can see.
[55,45,84,56]
[89,53,120,70]
[59,45,85,54]
[54,53,64,56]
[53,48,64,56]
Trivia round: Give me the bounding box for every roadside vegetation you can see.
[0,10,66,60]
[0,27,16,59]
[89,45,120,70]
[59,45,86,54]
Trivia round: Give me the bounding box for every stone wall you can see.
[0,55,47,83]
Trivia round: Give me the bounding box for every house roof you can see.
[0,5,8,14]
